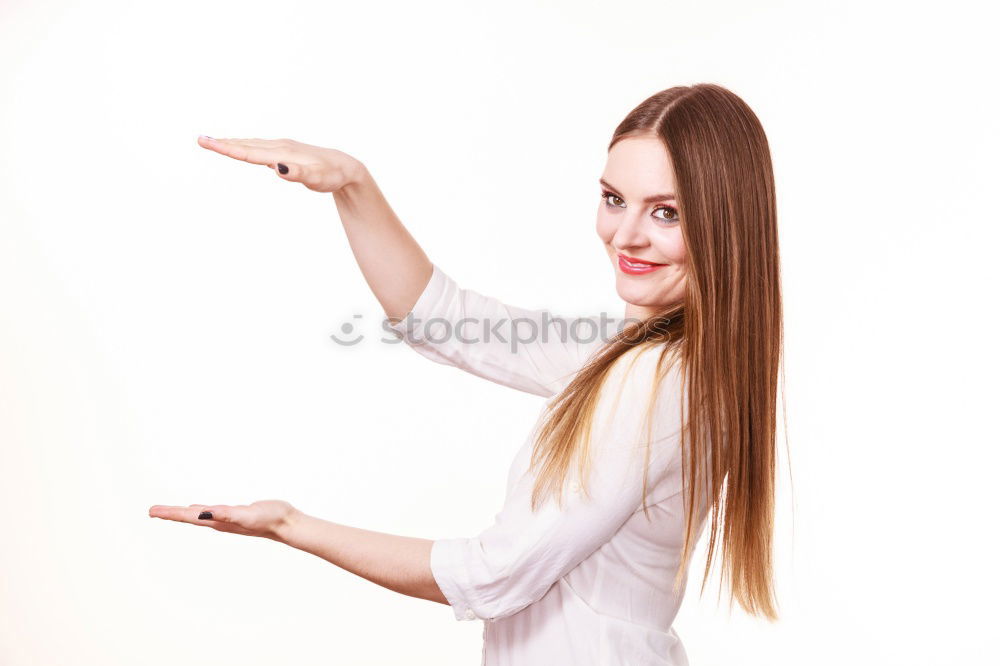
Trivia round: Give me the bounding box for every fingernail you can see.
[199,135,215,142]
[198,511,213,520]
[277,163,289,175]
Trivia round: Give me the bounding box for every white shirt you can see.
[387,263,712,666]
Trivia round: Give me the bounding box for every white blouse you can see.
[387,263,712,666]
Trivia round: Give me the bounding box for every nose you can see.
[611,209,650,252]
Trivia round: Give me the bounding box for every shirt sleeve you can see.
[430,343,687,621]
[385,263,615,397]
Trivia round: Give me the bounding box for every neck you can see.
[624,302,657,326]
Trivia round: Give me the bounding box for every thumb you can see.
[197,504,257,533]
[271,162,298,180]
[197,505,239,523]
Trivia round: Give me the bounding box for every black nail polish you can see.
[277,163,289,175]
[198,511,213,520]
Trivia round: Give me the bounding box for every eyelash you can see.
[600,189,679,223]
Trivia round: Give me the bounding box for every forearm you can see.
[332,163,433,322]
[275,509,449,606]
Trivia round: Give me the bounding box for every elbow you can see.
[456,588,539,622]
[432,538,551,622]
[467,580,541,621]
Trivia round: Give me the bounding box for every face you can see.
[596,134,688,323]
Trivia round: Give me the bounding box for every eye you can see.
[600,190,625,208]
[653,205,680,224]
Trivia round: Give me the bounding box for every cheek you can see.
[595,210,616,244]
[653,229,686,264]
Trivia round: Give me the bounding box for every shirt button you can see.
[464,608,476,620]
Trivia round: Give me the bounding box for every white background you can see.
[1,1,997,664]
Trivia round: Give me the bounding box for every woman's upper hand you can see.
[149,499,300,542]
[197,136,365,194]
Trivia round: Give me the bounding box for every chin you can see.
[617,282,681,310]
[615,276,654,298]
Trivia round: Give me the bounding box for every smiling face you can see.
[596,133,688,323]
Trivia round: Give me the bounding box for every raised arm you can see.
[328,161,616,396]
[330,163,435,323]
[194,136,615,396]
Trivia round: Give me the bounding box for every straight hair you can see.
[527,83,785,620]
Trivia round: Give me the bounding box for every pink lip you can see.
[617,253,666,275]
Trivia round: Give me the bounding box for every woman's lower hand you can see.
[197,135,365,194]
[149,499,300,542]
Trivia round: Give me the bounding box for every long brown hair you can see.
[527,83,784,620]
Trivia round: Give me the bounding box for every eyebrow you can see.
[599,178,676,203]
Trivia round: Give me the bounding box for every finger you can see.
[148,504,258,537]
[200,137,278,148]
[271,161,302,180]
[149,504,232,524]
[148,504,213,524]
[198,137,288,167]
[197,505,260,537]
[200,504,255,526]
[196,137,309,184]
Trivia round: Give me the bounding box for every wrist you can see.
[274,507,308,544]
[331,162,378,214]
[340,158,371,192]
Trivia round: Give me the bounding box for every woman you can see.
[149,82,783,665]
